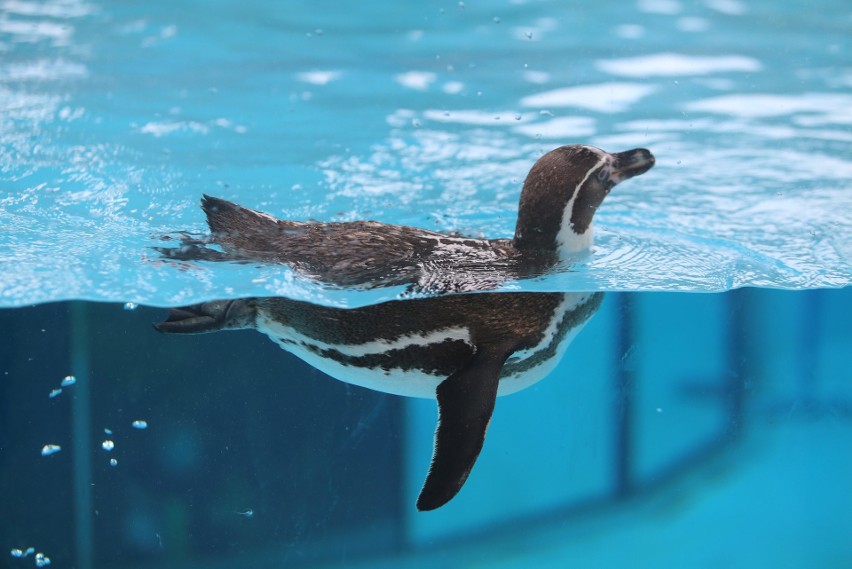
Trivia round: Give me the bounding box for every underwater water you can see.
[1,0,851,568]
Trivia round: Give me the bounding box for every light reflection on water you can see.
[0,0,850,307]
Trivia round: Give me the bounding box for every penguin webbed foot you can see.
[153,244,232,263]
[154,300,256,334]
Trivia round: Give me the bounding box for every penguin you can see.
[158,145,655,293]
[155,144,655,510]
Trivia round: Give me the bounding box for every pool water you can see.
[1,0,851,568]
[1,0,850,306]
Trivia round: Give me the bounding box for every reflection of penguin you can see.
[156,145,655,510]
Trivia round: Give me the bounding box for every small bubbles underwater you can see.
[40,444,61,457]
[47,375,77,399]
[132,419,148,429]
[10,547,50,565]
[123,302,138,311]
[101,440,115,451]
[10,547,34,558]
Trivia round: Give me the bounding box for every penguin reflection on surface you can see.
[156,145,655,510]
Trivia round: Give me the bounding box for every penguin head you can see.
[513,145,655,256]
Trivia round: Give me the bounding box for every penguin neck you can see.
[512,185,596,259]
[557,220,594,255]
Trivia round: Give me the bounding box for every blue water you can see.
[1,0,850,308]
[1,1,851,569]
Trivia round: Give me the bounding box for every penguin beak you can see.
[610,148,655,183]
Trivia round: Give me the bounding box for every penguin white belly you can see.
[256,315,469,398]
[254,292,596,399]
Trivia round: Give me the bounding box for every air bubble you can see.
[104,428,113,435]
[132,420,148,430]
[110,458,118,467]
[102,440,115,451]
[49,388,62,399]
[35,552,51,567]
[10,549,24,558]
[61,375,76,387]
[493,17,501,23]
[123,302,138,311]
[411,119,421,128]
[41,444,61,456]
[514,113,522,120]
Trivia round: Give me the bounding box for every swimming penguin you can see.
[155,144,655,510]
[159,145,655,293]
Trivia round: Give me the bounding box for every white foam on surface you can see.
[520,83,658,113]
[597,53,761,77]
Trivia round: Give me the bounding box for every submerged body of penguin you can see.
[156,144,655,510]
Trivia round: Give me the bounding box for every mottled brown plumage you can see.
[159,145,654,292]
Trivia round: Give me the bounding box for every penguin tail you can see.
[200,195,294,262]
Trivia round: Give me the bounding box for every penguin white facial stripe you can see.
[556,154,609,254]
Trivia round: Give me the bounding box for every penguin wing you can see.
[416,340,518,511]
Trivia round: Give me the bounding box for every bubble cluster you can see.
[47,375,77,399]
[10,546,48,565]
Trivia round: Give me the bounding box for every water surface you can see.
[1,0,850,307]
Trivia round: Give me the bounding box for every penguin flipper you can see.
[416,340,517,511]
[154,299,256,334]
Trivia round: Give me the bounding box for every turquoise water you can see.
[1,0,850,307]
[1,1,851,569]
